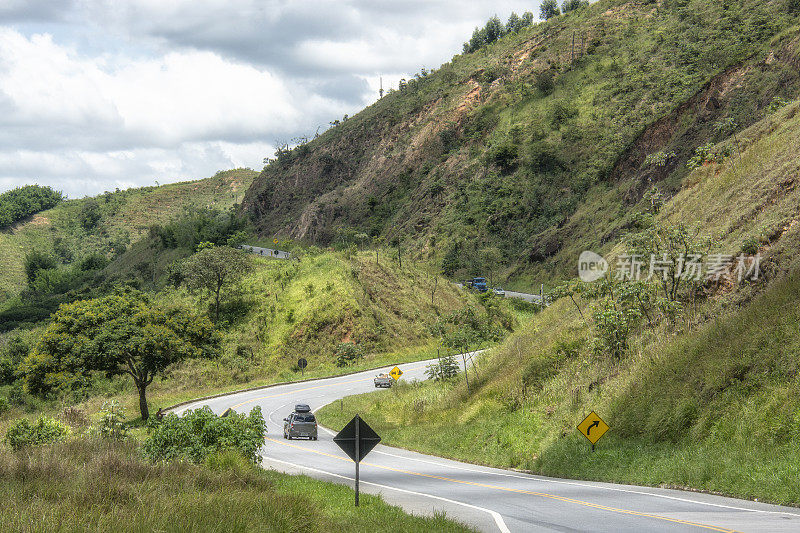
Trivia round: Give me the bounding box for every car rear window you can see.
[294,414,316,422]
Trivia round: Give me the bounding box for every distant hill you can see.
[242,0,800,288]
[0,169,256,300]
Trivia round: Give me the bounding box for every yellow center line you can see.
[264,437,739,533]
[229,363,428,410]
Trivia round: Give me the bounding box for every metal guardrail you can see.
[238,244,291,259]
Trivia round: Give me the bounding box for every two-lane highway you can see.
[172,359,800,532]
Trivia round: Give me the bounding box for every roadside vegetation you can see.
[0,437,473,532]
[318,99,800,506]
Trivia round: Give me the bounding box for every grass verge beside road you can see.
[0,438,474,533]
[318,381,800,506]
[318,273,800,507]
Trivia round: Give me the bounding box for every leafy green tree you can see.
[484,15,506,42]
[441,241,462,277]
[182,246,252,321]
[562,0,589,13]
[24,290,219,420]
[506,12,523,33]
[521,11,535,26]
[463,27,487,53]
[623,215,712,302]
[540,0,560,20]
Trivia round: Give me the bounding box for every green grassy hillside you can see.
[0,169,256,300]
[318,98,800,505]
[157,249,486,394]
[243,0,800,288]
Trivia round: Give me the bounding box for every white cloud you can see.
[0,1,549,197]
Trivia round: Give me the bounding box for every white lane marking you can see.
[312,416,799,518]
[262,455,510,533]
[268,402,292,428]
[367,450,800,518]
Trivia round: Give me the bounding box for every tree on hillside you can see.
[562,0,589,14]
[521,11,535,26]
[506,12,523,34]
[484,15,506,43]
[24,290,219,419]
[540,0,560,20]
[480,247,504,288]
[182,245,252,321]
[79,199,102,230]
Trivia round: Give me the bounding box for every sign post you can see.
[355,415,360,506]
[389,366,403,381]
[333,414,381,507]
[297,358,307,376]
[577,411,609,452]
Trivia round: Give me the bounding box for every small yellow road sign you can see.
[389,366,403,380]
[273,239,279,244]
[577,411,609,445]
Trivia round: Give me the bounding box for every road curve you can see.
[172,359,800,532]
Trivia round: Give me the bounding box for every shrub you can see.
[551,101,578,127]
[0,185,62,228]
[535,69,556,95]
[0,357,14,385]
[0,396,10,415]
[24,250,57,285]
[143,406,266,464]
[687,143,729,169]
[93,400,128,439]
[78,253,108,272]
[425,355,460,381]
[766,96,791,114]
[742,237,760,255]
[488,143,519,173]
[5,416,69,451]
[79,199,102,230]
[643,151,676,168]
[335,342,363,367]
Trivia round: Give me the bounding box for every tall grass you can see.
[0,438,473,532]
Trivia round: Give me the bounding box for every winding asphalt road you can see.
[172,359,800,532]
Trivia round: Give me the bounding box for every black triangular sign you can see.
[333,415,381,463]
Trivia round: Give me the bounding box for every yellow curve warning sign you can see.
[577,411,609,445]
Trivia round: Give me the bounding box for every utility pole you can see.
[379,77,384,98]
[571,31,575,64]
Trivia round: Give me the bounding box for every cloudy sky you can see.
[0,1,545,197]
